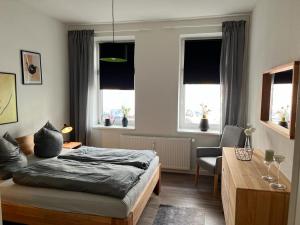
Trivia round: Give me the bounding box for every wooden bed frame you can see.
[1,164,161,225]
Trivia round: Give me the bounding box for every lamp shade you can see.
[100,43,128,63]
[61,124,73,134]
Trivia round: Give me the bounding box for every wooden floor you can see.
[137,172,225,225]
[3,173,225,225]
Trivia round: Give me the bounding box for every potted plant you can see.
[276,105,289,128]
[121,106,130,127]
[199,104,211,131]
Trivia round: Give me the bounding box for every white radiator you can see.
[120,135,191,170]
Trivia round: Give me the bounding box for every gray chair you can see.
[195,125,245,194]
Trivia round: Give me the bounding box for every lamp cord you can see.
[112,0,115,43]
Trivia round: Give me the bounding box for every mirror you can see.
[260,62,299,139]
[270,70,293,128]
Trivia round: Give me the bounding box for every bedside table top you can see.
[63,142,82,149]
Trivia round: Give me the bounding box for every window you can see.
[98,42,135,127]
[178,38,222,132]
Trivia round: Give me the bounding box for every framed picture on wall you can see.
[0,72,18,125]
[20,50,43,85]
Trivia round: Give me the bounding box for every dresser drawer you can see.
[221,181,230,225]
[222,159,229,225]
[0,194,2,225]
[228,172,236,217]
[222,186,235,225]
[227,202,235,225]
[222,158,230,189]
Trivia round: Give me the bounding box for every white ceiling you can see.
[19,0,256,25]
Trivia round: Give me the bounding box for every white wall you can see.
[0,0,68,137]
[70,14,249,172]
[248,0,300,180]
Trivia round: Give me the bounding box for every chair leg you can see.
[213,174,218,195]
[195,161,200,185]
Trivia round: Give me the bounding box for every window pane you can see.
[270,84,292,126]
[181,84,220,131]
[101,90,135,126]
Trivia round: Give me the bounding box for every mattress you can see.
[0,155,159,218]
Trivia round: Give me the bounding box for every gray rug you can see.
[152,205,205,225]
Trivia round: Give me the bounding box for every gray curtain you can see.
[220,21,247,129]
[68,30,94,144]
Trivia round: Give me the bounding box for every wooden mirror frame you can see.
[260,61,299,139]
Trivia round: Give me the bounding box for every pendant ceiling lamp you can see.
[100,0,127,63]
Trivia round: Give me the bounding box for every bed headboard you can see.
[16,135,34,155]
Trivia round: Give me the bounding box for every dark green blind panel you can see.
[273,70,293,84]
[184,39,222,84]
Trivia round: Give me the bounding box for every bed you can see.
[0,148,161,225]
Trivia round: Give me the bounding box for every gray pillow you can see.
[0,132,28,180]
[3,132,19,147]
[34,122,63,158]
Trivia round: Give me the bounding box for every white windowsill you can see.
[177,128,221,136]
[93,124,136,130]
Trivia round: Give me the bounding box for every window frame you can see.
[95,36,136,128]
[177,34,222,134]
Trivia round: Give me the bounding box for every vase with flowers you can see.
[276,105,289,128]
[121,106,130,127]
[244,125,256,151]
[199,104,211,131]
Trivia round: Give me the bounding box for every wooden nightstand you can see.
[63,142,82,149]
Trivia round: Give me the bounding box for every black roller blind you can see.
[184,39,222,84]
[100,42,135,90]
[273,70,293,84]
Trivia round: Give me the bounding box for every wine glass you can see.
[270,154,286,190]
[262,161,274,182]
[262,150,274,181]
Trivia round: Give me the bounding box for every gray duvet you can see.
[13,158,144,198]
[58,147,156,170]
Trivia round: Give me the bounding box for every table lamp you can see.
[61,124,73,134]
[61,124,73,143]
[61,124,81,149]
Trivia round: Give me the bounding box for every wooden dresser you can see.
[222,148,290,225]
[0,194,2,225]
